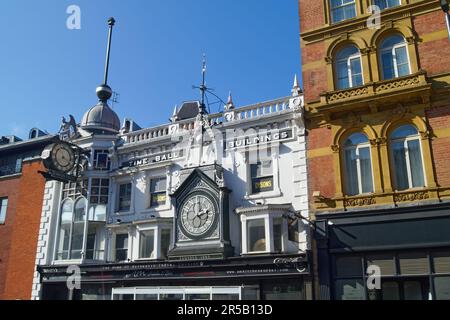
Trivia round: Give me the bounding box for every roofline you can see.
[0,135,58,152]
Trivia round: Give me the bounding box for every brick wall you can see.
[299,0,325,33]
[414,10,450,76]
[2,160,46,300]
[0,176,20,299]
[427,104,450,187]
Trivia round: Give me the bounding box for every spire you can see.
[225,91,235,111]
[292,74,302,97]
[199,54,207,115]
[96,17,116,102]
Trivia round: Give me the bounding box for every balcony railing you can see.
[123,97,295,145]
[320,71,429,105]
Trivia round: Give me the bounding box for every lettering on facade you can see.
[124,150,184,168]
[226,129,293,150]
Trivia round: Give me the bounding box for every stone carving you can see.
[344,197,376,207]
[394,191,429,203]
[59,115,79,141]
[328,87,369,102]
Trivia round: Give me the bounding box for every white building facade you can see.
[32,80,312,300]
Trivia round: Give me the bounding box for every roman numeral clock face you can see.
[51,143,76,173]
[180,194,217,239]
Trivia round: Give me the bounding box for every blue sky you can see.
[0,0,301,138]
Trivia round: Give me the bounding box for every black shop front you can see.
[37,253,313,300]
[315,202,450,300]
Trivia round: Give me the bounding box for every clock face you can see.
[180,194,217,239]
[51,143,76,173]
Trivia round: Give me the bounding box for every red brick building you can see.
[300,0,450,299]
[0,133,56,300]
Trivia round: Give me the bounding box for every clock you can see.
[179,193,217,239]
[42,143,76,173]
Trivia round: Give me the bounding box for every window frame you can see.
[0,197,8,224]
[343,134,375,196]
[335,47,364,90]
[373,0,401,11]
[241,213,287,255]
[114,233,129,262]
[117,182,133,213]
[149,177,168,208]
[93,149,111,171]
[250,160,274,195]
[380,35,411,80]
[390,126,427,191]
[330,0,357,24]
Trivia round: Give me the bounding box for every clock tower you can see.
[169,164,234,260]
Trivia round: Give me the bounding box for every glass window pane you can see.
[161,229,171,259]
[391,125,418,139]
[434,277,450,300]
[433,251,450,274]
[344,148,359,196]
[407,140,425,188]
[115,234,128,262]
[74,199,87,222]
[359,147,374,193]
[335,279,365,300]
[273,218,283,252]
[335,256,363,277]
[404,281,424,300]
[392,141,409,191]
[139,230,155,259]
[70,221,85,259]
[119,183,132,212]
[367,254,396,276]
[381,51,395,80]
[382,282,400,300]
[247,219,266,252]
[399,252,429,275]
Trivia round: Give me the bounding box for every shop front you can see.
[315,202,450,300]
[37,253,312,300]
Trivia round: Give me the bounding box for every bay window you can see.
[56,180,106,262]
[335,45,363,90]
[343,133,374,196]
[134,225,172,261]
[390,125,425,191]
[139,229,155,259]
[242,214,289,255]
[380,34,411,80]
[330,0,357,23]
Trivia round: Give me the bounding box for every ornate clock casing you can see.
[169,165,233,260]
[42,142,76,173]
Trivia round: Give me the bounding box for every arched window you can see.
[56,198,87,260]
[380,34,411,80]
[335,45,363,90]
[343,133,374,196]
[390,125,425,191]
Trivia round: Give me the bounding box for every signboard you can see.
[123,150,184,168]
[226,128,294,150]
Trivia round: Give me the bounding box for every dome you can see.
[80,101,120,133]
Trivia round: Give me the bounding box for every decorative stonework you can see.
[328,87,369,102]
[344,197,376,207]
[376,75,421,92]
[394,191,430,203]
[331,144,340,152]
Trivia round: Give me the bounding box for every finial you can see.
[97,17,116,102]
[171,105,179,123]
[198,54,207,115]
[292,74,302,97]
[225,91,235,111]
